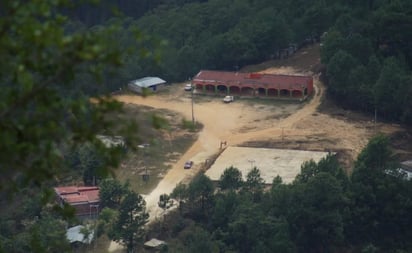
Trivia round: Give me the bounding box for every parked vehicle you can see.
[223,95,234,103]
[184,161,193,169]
[184,84,192,91]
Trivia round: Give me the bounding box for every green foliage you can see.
[99,178,129,209]
[218,166,243,191]
[320,0,412,124]
[296,155,348,186]
[272,175,283,186]
[129,0,337,81]
[321,29,344,65]
[374,57,409,120]
[96,207,118,237]
[158,194,172,210]
[291,173,345,252]
[270,175,292,213]
[170,174,215,222]
[354,134,394,172]
[65,143,104,185]
[361,244,379,253]
[0,184,84,252]
[151,113,170,130]
[187,174,215,216]
[326,50,359,98]
[348,135,412,250]
[5,214,70,253]
[210,191,239,230]
[181,118,197,132]
[171,183,188,202]
[0,0,135,195]
[295,160,318,183]
[171,183,188,214]
[110,191,149,253]
[170,225,219,253]
[242,167,265,201]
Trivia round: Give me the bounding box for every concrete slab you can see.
[205,146,330,184]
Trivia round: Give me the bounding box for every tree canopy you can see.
[0,1,144,251]
[0,0,138,195]
[320,0,412,124]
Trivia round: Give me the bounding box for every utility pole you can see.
[247,159,255,169]
[138,144,150,183]
[191,83,195,125]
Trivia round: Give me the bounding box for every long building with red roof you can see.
[192,70,313,99]
[54,186,100,219]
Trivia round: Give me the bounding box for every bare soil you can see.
[107,43,409,252]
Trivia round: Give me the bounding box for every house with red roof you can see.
[54,186,100,219]
[192,70,313,99]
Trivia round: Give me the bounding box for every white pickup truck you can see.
[223,95,234,103]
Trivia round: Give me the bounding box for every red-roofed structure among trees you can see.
[192,70,313,99]
[54,186,100,219]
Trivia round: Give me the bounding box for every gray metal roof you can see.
[129,77,166,88]
[96,135,125,148]
[66,225,94,244]
[144,238,167,248]
[401,160,412,171]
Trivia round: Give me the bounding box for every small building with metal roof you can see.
[400,160,412,180]
[54,186,100,219]
[66,225,94,245]
[128,77,166,94]
[144,238,167,250]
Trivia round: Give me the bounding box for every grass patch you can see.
[181,118,203,132]
[110,104,200,195]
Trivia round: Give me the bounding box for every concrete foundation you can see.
[205,146,330,184]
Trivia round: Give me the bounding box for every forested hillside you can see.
[321,1,412,124]
[80,0,339,89]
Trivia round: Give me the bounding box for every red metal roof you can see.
[192,70,312,88]
[64,195,89,204]
[55,186,100,204]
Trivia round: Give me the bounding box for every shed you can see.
[400,160,412,180]
[128,77,166,94]
[144,238,167,250]
[96,135,125,148]
[401,160,412,171]
[66,225,94,244]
